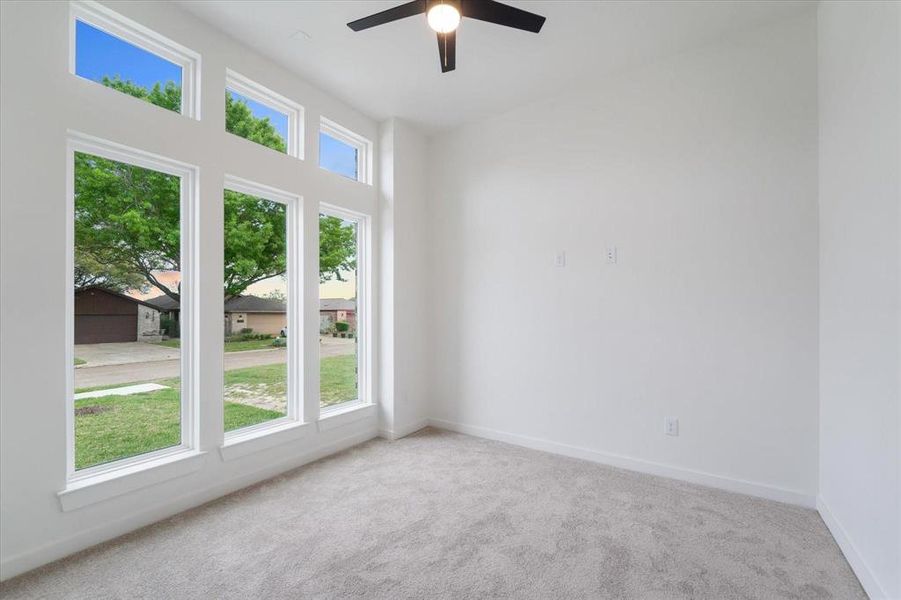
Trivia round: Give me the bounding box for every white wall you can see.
[390,120,430,435]
[426,14,820,505]
[817,2,901,598]
[378,118,431,439]
[0,0,390,579]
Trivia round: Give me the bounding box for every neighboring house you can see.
[223,295,287,336]
[319,298,356,333]
[147,294,356,336]
[74,286,161,344]
[144,293,180,336]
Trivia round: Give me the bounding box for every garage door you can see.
[75,315,137,344]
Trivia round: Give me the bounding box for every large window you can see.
[319,118,371,184]
[223,178,301,435]
[69,135,196,475]
[61,2,377,491]
[319,210,365,409]
[225,70,303,158]
[71,1,200,117]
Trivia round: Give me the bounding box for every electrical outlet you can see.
[606,245,617,264]
[664,417,679,436]
[555,251,566,268]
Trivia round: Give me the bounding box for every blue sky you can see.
[319,133,358,180]
[75,20,181,90]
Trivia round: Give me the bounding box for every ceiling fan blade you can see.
[437,30,456,73]
[347,0,427,31]
[461,0,545,33]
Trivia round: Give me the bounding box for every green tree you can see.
[74,248,146,292]
[74,152,182,300]
[74,78,356,300]
[225,92,286,152]
[319,215,356,283]
[223,191,286,300]
[102,76,181,112]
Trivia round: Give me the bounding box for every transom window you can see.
[319,117,372,184]
[70,0,200,118]
[225,70,304,158]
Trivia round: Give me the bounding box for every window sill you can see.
[317,402,376,432]
[219,420,310,461]
[58,450,207,512]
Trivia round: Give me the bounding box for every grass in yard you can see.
[74,355,358,469]
[224,362,287,432]
[224,339,280,352]
[224,402,283,432]
[225,362,287,389]
[75,387,181,470]
[155,338,280,352]
[74,357,86,366]
[320,354,357,407]
[74,378,282,470]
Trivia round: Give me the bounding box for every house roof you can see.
[145,294,179,311]
[225,295,286,313]
[76,285,161,310]
[145,294,355,313]
[320,298,356,312]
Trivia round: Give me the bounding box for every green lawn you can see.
[224,363,287,433]
[75,382,283,469]
[225,339,280,352]
[75,387,183,469]
[320,354,357,407]
[74,355,357,470]
[155,338,279,352]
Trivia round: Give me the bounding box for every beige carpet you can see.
[0,428,864,599]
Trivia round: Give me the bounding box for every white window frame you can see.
[66,131,200,483]
[69,0,202,119]
[226,70,304,159]
[319,117,373,185]
[222,176,304,441]
[318,204,371,416]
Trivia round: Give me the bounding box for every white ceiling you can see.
[176,0,815,134]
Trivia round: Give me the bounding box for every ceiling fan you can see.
[347,0,546,73]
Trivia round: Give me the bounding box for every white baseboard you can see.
[817,495,891,600]
[427,417,816,508]
[379,418,429,441]
[0,428,378,581]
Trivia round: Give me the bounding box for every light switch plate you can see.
[606,245,617,264]
[555,251,566,268]
[665,417,679,436]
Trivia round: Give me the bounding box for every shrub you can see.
[335,321,350,333]
[225,332,274,343]
[240,327,253,334]
[161,316,180,339]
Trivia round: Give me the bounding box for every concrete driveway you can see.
[75,338,356,388]
[75,348,288,389]
[319,337,356,358]
[74,342,179,367]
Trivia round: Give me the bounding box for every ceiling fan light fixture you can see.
[347,0,546,74]
[427,3,461,34]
